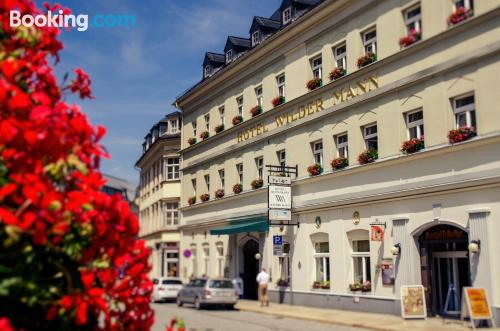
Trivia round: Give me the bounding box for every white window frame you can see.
[170,119,178,134]
[404,4,422,33]
[165,157,180,180]
[204,65,211,78]
[406,109,424,139]
[363,27,377,54]
[334,43,347,69]
[218,169,225,189]
[236,163,243,184]
[277,74,285,97]
[204,113,210,132]
[255,156,264,180]
[313,242,330,283]
[191,245,198,277]
[363,124,378,150]
[279,243,290,282]
[226,49,233,63]
[452,0,472,11]
[219,106,225,125]
[351,240,371,284]
[204,174,210,193]
[312,140,323,166]
[202,244,210,276]
[311,55,322,79]
[163,202,179,226]
[255,86,263,107]
[252,30,260,46]
[192,121,197,136]
[336,133,349,158]
[278,149,286,169]
[452,93,476,128]
[216,243,224,277]
[237,96,244,117]
[283,7,292,24]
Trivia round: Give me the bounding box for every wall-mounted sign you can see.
[461,287,493,326]
[269,209,291,221]
[269,185,291,209]
[400,285,427,319]
[371,225,384,241]
[183,249,192,258]
[269,176,291,185]
[381,261,395,285]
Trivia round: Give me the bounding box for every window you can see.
[279,242,290,283]
[191,178,197,196]
[363,124,378,150]
[363,28,377,54]
[312,141,323,166]
[190,244,198,277]
[218,169,225,189]
[404,5,421,33]
[406,110,424,139]
[314,241,330,282]
[255,156,264,180]
[216,242,224,277]
[163,202,179,226]
[165,157,180,180]
[192,121,197,136]
[277,74,285,97]
[311,56,322,79]
[352,239,371,284]
[334,43,347,69]
[283,7,292,24]
[170,119,178,133]
[204,174,210,193]
[236,163,243,184]
[204,113,210,132]
[453,0,473,11]
[255,86,263,107]
[277,149,286,169]
[336,133,349,158]
[237,96,244,118]
[202,244,210,276]
[226,49,233,63]
[219,106,225,125]
[453,93,476,128]
[164,249,179,277]
[204,65,211,78]
[252,30,261,46]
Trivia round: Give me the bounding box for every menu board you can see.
[400,285,427,319]
[462,287,492,320]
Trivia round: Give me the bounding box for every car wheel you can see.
[194,297,202,310]
[176,296,183,307]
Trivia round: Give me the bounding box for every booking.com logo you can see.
[9,10,136,31]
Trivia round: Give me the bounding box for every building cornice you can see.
[135,133,181,168]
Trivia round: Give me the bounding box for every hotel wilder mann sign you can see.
[237,75,379,143]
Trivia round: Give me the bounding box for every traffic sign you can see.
[273,235,283,245]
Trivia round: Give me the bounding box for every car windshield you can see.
[208,280,234,289]
[162,279,182,285]
[192,279,207,287]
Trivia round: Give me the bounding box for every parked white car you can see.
[152,277,183,302]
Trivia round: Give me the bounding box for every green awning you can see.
[210,216,269,235]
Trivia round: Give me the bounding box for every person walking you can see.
[256,268,270,307]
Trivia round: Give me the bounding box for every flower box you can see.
[312,281,321,289]
[232,115,243,126]
[448,126,476,144]
[306,78,322,91]
[307,163,323,176]
[331,157,348,170]
[272,96,285,107]
[349,281,371,292]
[199,131,209,140]
[188,196,196,205]
[358,149,378,164]
[250,105,262,117]
[357,52,377,68]
[200,194,210,202]
[399,29,421,48]
[401,137,425,154]
[329,67,346,81]
[251,178,263,189]
[214,124,225,134]
[320,281,330,289]
[448,7,472,26]
[233,183,243,194]
[214,189,225,199]
[187,137,197,146]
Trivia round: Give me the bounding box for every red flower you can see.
[271,96,285,107]
[70,68,94,99]
[306,78,322,91]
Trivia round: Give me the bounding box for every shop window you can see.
[362,28,377,55]
[404,4,422,34]
[165,249,179,277]
[363,124,378,150]
[349,230,371,284]
[334,43,347,69]
[311,55,323,79]
[453,93,476,128]
[406,109,424,139]
[311,233,330,283]
[279,242,291,283]
[336,133,348,158]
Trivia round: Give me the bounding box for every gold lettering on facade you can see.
[332,75,380,105]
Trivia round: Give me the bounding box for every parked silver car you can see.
[176,278,238,310]
[152,277,183,302]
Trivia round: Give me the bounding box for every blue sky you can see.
[41,0,282,185]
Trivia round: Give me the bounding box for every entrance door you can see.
[242,239,259,300]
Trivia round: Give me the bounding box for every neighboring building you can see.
[136,112,182,278]
[102,174,138,214]
[174,0,500,322]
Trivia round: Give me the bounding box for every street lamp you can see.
[255,253,261,260]
[391,243,401,256]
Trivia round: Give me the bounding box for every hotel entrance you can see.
[419,224,470,317]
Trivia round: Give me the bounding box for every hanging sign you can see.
[400,285,427,319]
[461,287,494,328]
[269,209,291,221]
[269,185,291,209]
[269,176,291,185]
[371,225,384,241]
[381,261,395,285]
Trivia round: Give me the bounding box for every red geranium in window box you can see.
[357,52,377,68]
[200,194,210,202]
[358,149,378,164]
[447,126,476,144]
[399,29,421,48]
[215,189,225,199]
[331,157,348,170]
[272,96,285,107]
[329,67,346,81]
[233,183,243,194]
[188,196,196,205]
[214,124,224,134]
[187,137,197,146]
[448,7,472,26]
[199,131,209,140]
[307,163,323,176]
[306,78,322,91]
[251,179,264,189]
[250,105,262,117]
[232,115,243,125]
[401,137,425,154]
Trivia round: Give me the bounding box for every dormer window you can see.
[204,65,211,78]
[252,30,261,46]
[283,7,292,24]
[226,50,233,63]
[170,119,178,134]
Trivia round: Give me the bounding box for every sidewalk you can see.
[235,300,499,331]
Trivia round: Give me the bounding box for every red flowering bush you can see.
[214,124,224,134]
[187,137,197,145]
[200,194,210,202]
[448,126,476,144]
[0,1,153,330]
[251,179,264,189]
[232,116,243,126]
[272,96,285,107]
[401,137,425,154]
[307,163,323,176]
[357,52,377,68]
[331,157,348,170]
[232,183,243,194]
[448,7,472,26]
[306,78,322,91]
[167,317,185,331]
[214,189,225,199]
[358,149,378,164]
[329,67,346,81]
[188,196,196,205]
[399,29,421,48]
[250,105,262,117]
[199,131,209,140]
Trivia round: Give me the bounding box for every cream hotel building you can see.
[174,0,500,320]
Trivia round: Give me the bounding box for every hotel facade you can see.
[174,0,500,320]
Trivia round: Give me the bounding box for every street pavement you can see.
[152,302,369,331]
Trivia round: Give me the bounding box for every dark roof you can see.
[270,8,282,21]
[226,36,251,49]
[251,16,281,32]
[205,52,225,64]
[295,0,322,5]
